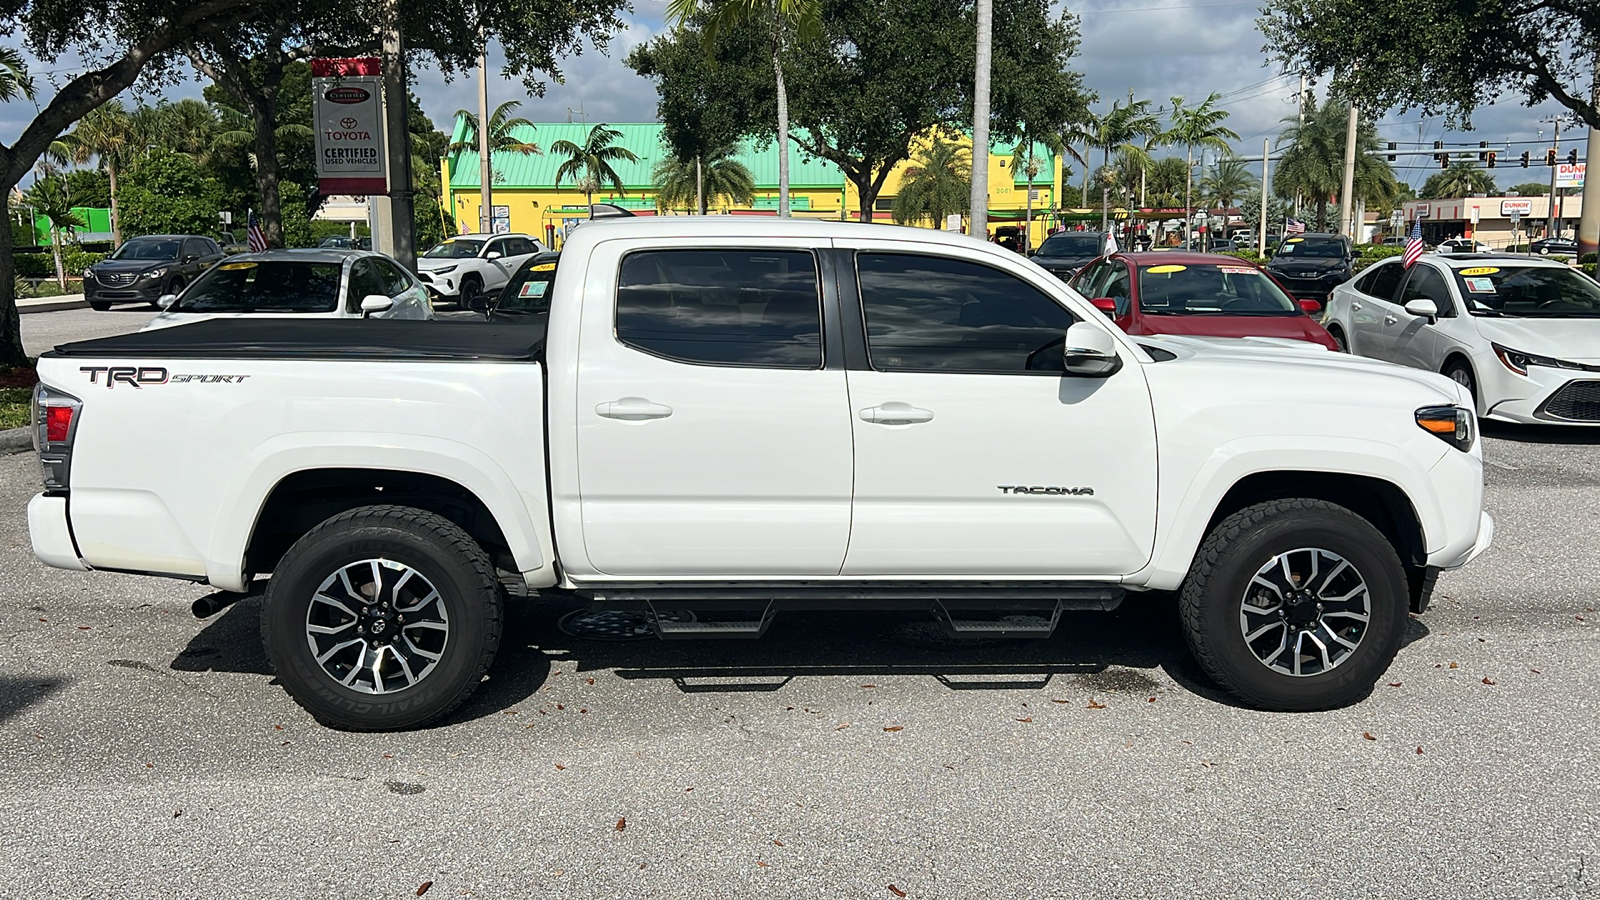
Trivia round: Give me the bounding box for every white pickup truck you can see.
[28,218,1493,730]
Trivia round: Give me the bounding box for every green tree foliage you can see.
[627,19,770,181]
[1143,156,1189,209]
[1419,161,1496,200]
[118,150,225,238]
[1507,182,1550,197]
[449,99,543,187]
[0,46,35,103]
[24,174,83,289]
[1064,94,1166,201]
[551,124,639,207]
[65,170,112,209]
[653,144,755,214]
[1166,93,1238,228]
[1273,97,1398,231]
[1260,0,1600,129]
[1201,157,1256,210]
[892,136,971,227]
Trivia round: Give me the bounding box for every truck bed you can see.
[46,318,547,362]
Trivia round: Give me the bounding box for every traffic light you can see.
[1387,141,1396,162]
[1521,151,1530,168]
[1547,148,1557,166]
[1440,154,1449,169]
[1488,151,1496,168]
[1478,140,1487,161]
[1570,149,1580,165]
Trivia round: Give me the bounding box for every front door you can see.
[1388,263,1454,370]
[837,243,1158,576]
[573,242,853,577]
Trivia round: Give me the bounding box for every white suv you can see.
[416,233,544,309]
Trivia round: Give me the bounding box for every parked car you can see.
[416,232,544,309]
[1069,252,1339,350]
[217,231,250,255]
[1436,238,1492,254]
[1030,230,1116,280]
[29,218,1490,730]
[83,235,226,310]
[1264,233,1356,303]
[1323,254,1600,424]
[140,249,432,331]
[1530,237,1577,256]
[318,235,373,251]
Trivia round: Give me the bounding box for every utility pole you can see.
[967,0,992,239]
[1337,100,1358,239]
[382,0,416,269]
[1258,137,1270,253]
[1582,57,1600,262]
[1294,72,1306,219]
[478,44,492,234]
[1543,115,1563,240]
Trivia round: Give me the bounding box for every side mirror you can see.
[1090,297,1118,318]
[485,251,503,260]
[183,254,198,263]
[467,293,491,312]
[157,293,178,310]
[1298,298,1322,314]
[1062,322,1122,377]
[360,294,394,318]
[1404,297,1439,321]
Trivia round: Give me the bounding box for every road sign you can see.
[1500,198,1534,216]
[311,58,388,195]
[1556,162,1585,189]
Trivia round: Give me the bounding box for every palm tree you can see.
[1199,157,1254,249]
[1168,93,1239,243]
[215,105,313,169]
[1143,156,1189,210]
[654,143,755,214]
[1274,98,1398,231]
[892,137,971,227]
[1420,160,1496,200]
[668,0,821,218]
[449,100,542,186]
[1011,133,1062,248]
[25,175,83,290]
[60,102,144,246]
[0,47,35,103]
[1068,94,1163,215]
[550,123,640,209]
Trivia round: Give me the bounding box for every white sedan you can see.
[141,249,433,331]
[1436,238,1492,254]
[1323,254,1600,424]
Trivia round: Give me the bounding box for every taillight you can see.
[32,384,82,491]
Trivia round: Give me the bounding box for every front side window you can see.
[1452,265,1600,317]
[175,260,342,313]
[857,252,1077,374]
[346,260,388,311]
[423,239,484,259]
[615,249,822,368]
[1400,265,1453,315]
[373,258,411,296]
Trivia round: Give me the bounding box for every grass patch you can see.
[0,387,32,430]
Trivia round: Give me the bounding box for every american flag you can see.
[247,209,267,252]
[1402,219,1425,269]
[1284,217,1306,235]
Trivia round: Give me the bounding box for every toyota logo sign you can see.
[340,117,358,129]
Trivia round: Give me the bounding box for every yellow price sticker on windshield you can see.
[1146,264,1187,274]
[219,262,257,270]
[1458,266,1499,276]
[532,263,556,272]
[1286,237,1304,243]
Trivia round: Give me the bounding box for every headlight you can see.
[141,267,168,280]
[1415,405,1475,452]
[430,264,458,274]
[83,269,97,281]
[1492,343,1571,376]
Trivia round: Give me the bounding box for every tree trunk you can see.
[50,227,66,291]
[108,163,122,248]
[696,154,705,215]
[773,54,791,218]
[251,98,284,248]
[0,191,19,369]
[1185,144,1193,245]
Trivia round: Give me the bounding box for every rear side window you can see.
[615,249,822,369]
[856,252,1077,374]
[1357,262,1404,301]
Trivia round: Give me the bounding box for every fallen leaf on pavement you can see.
[555,764,566,770]
[1388,682,1402,687]
[1482,677,1497,685]
[860,684,876,689]
[1087,700,1106,709]
[1016,717,1033,723]
[415,882,432,897]
[883,726,903,732]
[888,885,907,898]
[615,818,626,832]
[580,709,588,714]
[836,723,850,730]
[1531,668,1541,674]
[586,677,595,685]
[1448,662,1458,669]
[774,840,784,846]
[556,704,564,710]
[1147,697,1156,703]
[1363,732,1376,741]
[172,809,182,818]
[1416,746,1424,755]
[757,861,769,868]
[1050,699,1070,704]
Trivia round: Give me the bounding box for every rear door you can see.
[571,240,853,577]
[836,240,1157,576]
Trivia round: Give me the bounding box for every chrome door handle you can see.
[860,402,934,425]
[596,397,673,420]
[1351,301,1363,311]
[1384,314,1398,325]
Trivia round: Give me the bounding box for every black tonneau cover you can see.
[45,318,547,362]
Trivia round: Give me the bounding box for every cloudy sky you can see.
[2,0,1589,192]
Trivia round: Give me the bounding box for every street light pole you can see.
[967,0,992,239]
[1545,115,1562,240]
[1581,56,1600,263]
[478,44,492,234]
[1337,100,1358,239]
[1259,137,1270,253]
[382,0,416,270]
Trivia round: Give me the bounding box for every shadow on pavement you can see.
[1482,420,1600,445]
[0,676,68,724]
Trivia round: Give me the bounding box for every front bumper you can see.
[416,271,459,297]
[84,278,164,303]
[1269,272,1346,302]
[1483,367,1600,426]
[1436,512,1494,571]
[29,493,87,571]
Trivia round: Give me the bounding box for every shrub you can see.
[1583,262,1596,279]
[1220,250,1266,265]
[1582,252,1597,265]
[1359,245,1405,260]
[12,253,50,278]
[62,247,106,276]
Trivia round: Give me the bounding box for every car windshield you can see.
[1453,265,1600,317]
[111,238,181,261]
[496,257,557,315]
[1273,239,1345,259]
[1037,234,1102,256]
[174,260,343,313]
[424,239,484,259]
[1138,262,1299,315]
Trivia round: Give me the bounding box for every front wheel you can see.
[261,505,503,730]
[456,276,482,311]
[1179,499,1409,711]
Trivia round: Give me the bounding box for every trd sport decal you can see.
[81,366,250,388]
[997,485,1095,496]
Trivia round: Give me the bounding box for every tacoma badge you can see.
[997,485,1095,496]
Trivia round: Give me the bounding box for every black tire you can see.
[89,300,110,311]
[261,505,503,731]
[456,276,482,311]
[1443,359,1477,409]
[1179,499,1409,711]
[1327,325,1349,353]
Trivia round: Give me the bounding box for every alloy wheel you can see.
[1238,547,1371,677]
[304,558,450,694]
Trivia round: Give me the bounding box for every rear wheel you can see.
[1327,325,1349,353]
[261,505,503,731]
[1179,499,1409,711]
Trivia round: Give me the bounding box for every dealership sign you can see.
[1500,198,1534,216]
[1556,162,1585,189]
[312,58,388,195]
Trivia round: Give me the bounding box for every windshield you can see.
[1138,262,1299,315]
[1453,265,1600,318]
[111,239,181,261]
[496,258,557,315]
[175,260,343,313]
[1273,238,1346,259]
[424,239,484,259]
[1037,234,1103,257]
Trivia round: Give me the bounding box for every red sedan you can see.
[1066,252,1340,351]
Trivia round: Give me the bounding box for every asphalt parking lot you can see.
[3,309,1598,898]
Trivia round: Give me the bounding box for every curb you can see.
[19,297,88,314]
[0,426,32,455]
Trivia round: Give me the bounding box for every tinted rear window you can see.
[1038,234,1103,256]
[176,260,343,313]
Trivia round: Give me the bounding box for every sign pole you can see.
[478,43,492,234]
[1258,137,1269,254]
[1580,56,1600,263]
[382,0,416,270]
